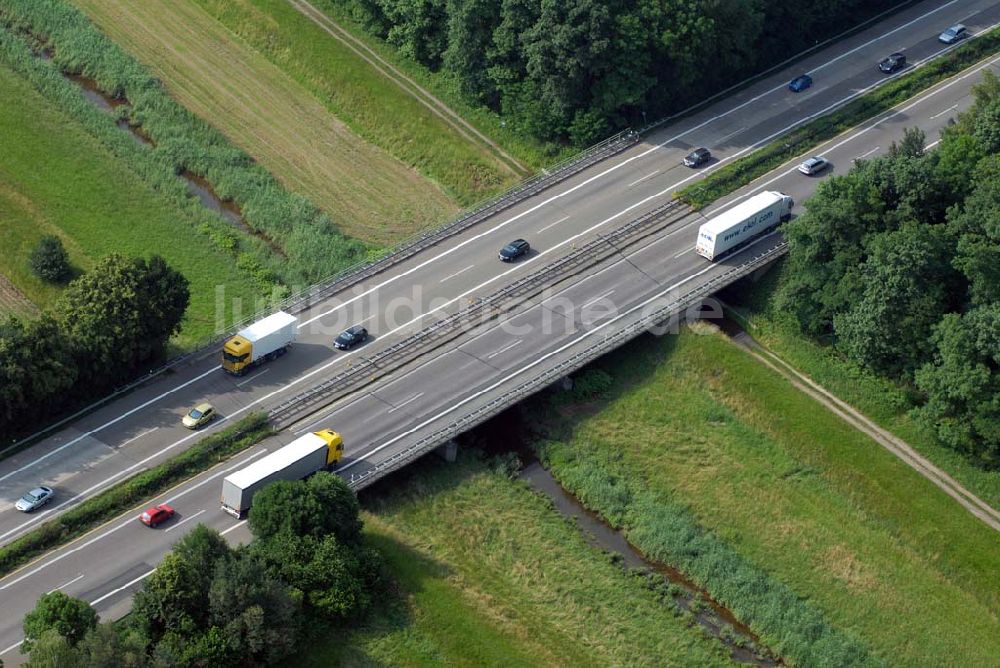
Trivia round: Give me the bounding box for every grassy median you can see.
[530,328,1000,667]
[0,413,272,578]
[679,27,1000,209]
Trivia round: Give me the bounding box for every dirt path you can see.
[287,0,530,178]
[725,325,1000,533]
[0,274,39,319]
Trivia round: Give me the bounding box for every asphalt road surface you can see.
[2,0,1000,662]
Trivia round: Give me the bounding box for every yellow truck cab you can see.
[221,311,298,375]
[315,429,345,465]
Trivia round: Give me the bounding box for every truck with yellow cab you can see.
[222,311,297,375]
[220,429,344,518]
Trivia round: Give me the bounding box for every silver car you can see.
[798,156,830,175]
[15,486,54,512]
[938,25,967,44]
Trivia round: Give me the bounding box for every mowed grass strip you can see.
[191,0,522,208]
[539,328,1000,667]
[294,455,734,667]
[72,0,458,247]
[0,63,257,345]
[722,269,1000,511]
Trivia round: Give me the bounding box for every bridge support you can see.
[435,439,458,462]
[559,376,573,391]
[750,261,777,283]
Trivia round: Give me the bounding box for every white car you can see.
[798,156,830,175]
[15,486,54,512]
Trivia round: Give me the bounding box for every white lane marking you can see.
[0,640,21,656]
[164,509,206,533]
[855,146,881,160]
[0,449,266,589]
[581,290,615,310]
[2,3,982,533]
[386,393,424,414]
[221,520,247,536]
[714,126,747,143]
[339,244,732,472]
[627,171,660,188]
[672,247,691,259]
[705,50,1000,216]
[90,568,156,607]
[298,0,962,332]
[119,427,158,448]
[0,366,218,484]
[486,340,523,360]
[235,369,269,387]
[439,264,475,283]
[537,215,570,233]
[930,103,959,119]
[47,573,84,594]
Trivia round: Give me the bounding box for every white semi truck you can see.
[695,191,793,261]
[220,429,344,518]
[222,311,298,375]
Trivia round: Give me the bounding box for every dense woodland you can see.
[327,0,903,144]
[778,72,1000,469]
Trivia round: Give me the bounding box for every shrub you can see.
[28,235,71,282]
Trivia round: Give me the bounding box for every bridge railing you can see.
[343,239,788,489]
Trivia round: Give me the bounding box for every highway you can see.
[1,0,1000,661]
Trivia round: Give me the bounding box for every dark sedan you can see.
[335,325,369,350]
[499,239,530,261]
[788,74,813,92]
[878,52,906,73]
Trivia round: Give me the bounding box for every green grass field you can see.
[0,62,258,345]
[722,266,1000,511]
[293,455,735,667]
[72,0,460,247]
[533,327,1000,667]
[189,0,527,208]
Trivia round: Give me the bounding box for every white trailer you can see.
[221,429,344,518]
[695,191,793,261]
[222,311,298,375]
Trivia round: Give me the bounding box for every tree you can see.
[130,553,205,641]
[443,0,501,103]
[22,592,97,653]
[28,236,71,283]
[205,551,300,665]
[0,315,76,436]
[72,623,147,668]
[833,223,961,378]
[915,307,1000,468]
[56,254,189,388]
[249,472,362,543]
[23,629,78,668]
[888,126,926,159]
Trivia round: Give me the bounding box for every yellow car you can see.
[182,402,215,429]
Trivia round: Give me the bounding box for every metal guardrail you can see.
[344,239,789,489]
[4,129,640,454]
[268,199,693,422]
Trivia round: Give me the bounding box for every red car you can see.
[139,503,175,527]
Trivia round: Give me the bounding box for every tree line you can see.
[0,253,189,440]
[327,0,903,145]
[20,473,383,666]
[777,72,1000,469]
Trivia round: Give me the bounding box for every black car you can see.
[334,325,368,350]
[788,74,813,92]
[499,239,530,261]
[878,52,906,73]
[683,147,711,167]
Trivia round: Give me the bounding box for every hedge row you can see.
[0,413,272,577]
[0,0,370,286]
[679,27,1000,209]
[533,431,881,667]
